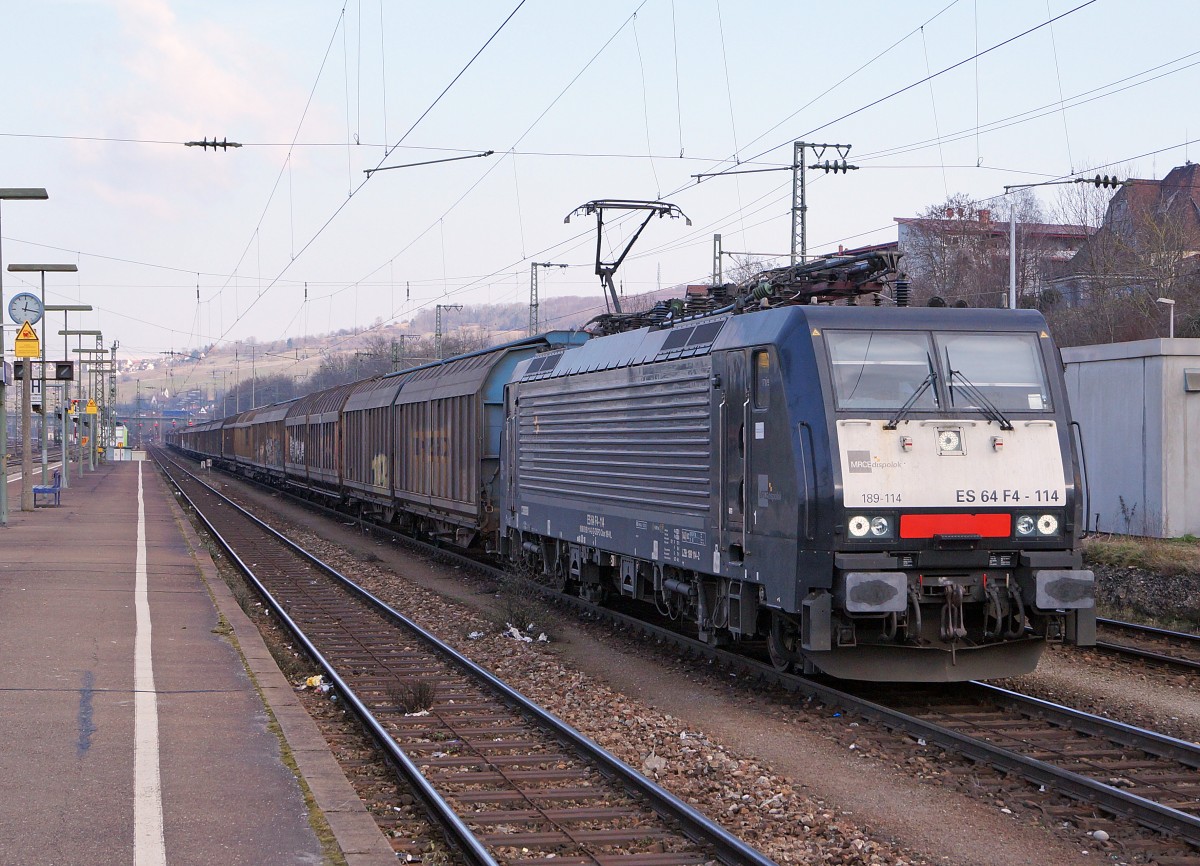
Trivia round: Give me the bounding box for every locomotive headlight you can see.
[1036,513,1060,536]
[847,514,894,540]
[1016,513,1061,537]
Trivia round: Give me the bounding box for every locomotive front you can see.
[780,306,1096,680]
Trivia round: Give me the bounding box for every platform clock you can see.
[8,291,43,325]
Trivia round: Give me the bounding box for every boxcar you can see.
[342,376,405,511]
[395,334,587,547]
[175,417,224,461]
[229,401,294,481]
[284,381,359,499]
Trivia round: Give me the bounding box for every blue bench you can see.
[33,469,62,507]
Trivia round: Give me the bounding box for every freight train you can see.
[172,252,1095,682]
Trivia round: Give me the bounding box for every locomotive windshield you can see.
[827,329,1052,414]
[937,332,1052,412]
[827,332,939,411]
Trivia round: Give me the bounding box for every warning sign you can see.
[85,399,98,415]
[14,321,39,359]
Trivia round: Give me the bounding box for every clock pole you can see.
[8,263,78,485]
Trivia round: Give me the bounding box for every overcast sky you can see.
[1,0,1196,359]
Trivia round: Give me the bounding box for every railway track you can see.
[852,680,1200,835]
[550,591,1200,854]
[4,447,62,467]
[1095,617,1200,673]
[165,450,1200,860]
[154,449,777,866]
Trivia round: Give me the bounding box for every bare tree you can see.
[723,254,777,285]
[1050,166,1200,346]
[899,193,1012,307]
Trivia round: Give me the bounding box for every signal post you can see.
[64,330,102,477]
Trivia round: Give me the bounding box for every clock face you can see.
[937,428,963,453]
[8,292,42,325]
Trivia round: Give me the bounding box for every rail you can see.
[154,448,779,866]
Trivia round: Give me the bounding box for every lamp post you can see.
[9,264,78,485]
[45,305,91,489]
[1003,181,1076,310]
[0,187,49,526]
[63,330,102,476]
[1157,297,1176,339]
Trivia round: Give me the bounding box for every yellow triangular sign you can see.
[14,321,39,358]
[85,399,98,415]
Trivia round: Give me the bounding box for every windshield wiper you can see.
[885,359,937,429]
[944,352,1013,430]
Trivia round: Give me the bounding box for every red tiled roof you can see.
[894,216,1094,239]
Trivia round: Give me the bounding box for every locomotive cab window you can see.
[753,350,771,410]
[826,331,938,411]
[935,332,1051,412]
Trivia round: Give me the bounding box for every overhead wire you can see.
[341,6,352,191]
[689,0,1099,189]
[670,0,684,157]
[714,0,748,246]
[43,0,1195,378]
[211,0,530,350]
[852,50,1200,164]
[203,2,350,315]
[379,0,389,144]
[189,129,1200,384]
[920,26,951,199]
[1043,0,1075,172]
[690,0,964,177]
[631,13,662,197]
[300,2,653,342]
[973,0,981,165]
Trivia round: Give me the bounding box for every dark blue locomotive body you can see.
[503,304,1094,681]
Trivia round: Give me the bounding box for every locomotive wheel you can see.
[552,559,569,592]
[767,612,801,673]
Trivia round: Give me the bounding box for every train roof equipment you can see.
[565,199,691,316]
[584,249,902,336]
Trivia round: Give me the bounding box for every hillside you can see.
[116,289,666,410]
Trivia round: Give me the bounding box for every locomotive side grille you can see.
[517,368,712,514]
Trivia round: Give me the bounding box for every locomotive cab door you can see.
[719,350,748,564]
[503,385,519,522]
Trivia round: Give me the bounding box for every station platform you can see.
[0,461,395,865]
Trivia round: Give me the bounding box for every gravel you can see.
[1093,563,1200,629]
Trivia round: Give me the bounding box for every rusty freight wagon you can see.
[341,375,405,513]
[284,381,359,500]
[229,401,295,482]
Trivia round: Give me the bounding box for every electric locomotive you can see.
[503,253,1095,681]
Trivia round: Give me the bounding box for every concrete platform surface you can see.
[0,461,395,866]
